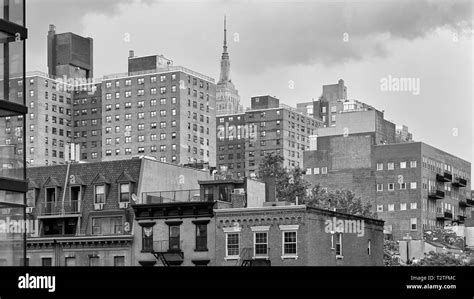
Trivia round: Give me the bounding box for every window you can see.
[377,205,383,212]
[169,225,181,251]
[410,203,417,210]
[376,184,383,192]
[142,226,153,252]
[195,223,208,251]
[119,183,130,202]
[410,218,417,231]
[114,256,125,267]
[306,168,312,175]
[388,183,394,191]
[400,162,406,169]
[92,217,122,235]
[282,231,297,256]
[65,257,76,267]
[400,183,406,190]
[410,161,417,168]
[400,203,407,211]
[368,240,371,256]
[376,163,383,171]
[335,233,342,256]
[226,233,239,258]
[89,256,99,266]
[388,204,395,211]
[94,185,105,203]
[254,232,268,257]
[387,162,394,170]
[410,182,417,189]
[321,167,327,174]
[42,257,52,266]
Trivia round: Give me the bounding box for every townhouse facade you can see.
[215,205,384,266]
[24,157,211,266]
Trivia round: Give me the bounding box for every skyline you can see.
[27,0,472,168]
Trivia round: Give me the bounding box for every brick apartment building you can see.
[217,95,322,178]
[304,131,471,241]
[1,72,74,167]
[100,51,217,166]
[72,83,102,161]
[374,142,471,240]
[215,205,383,266]
[25,157,211,266]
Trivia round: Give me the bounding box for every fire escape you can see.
[151,240,184,267]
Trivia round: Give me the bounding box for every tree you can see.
[384,239,401,266]
[303,184,376,218]
[415,251,465,266]
[257,153,309,203]
[424,228,465,249]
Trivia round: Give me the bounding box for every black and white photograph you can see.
[0,0,472,297]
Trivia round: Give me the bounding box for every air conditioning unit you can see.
[94,203,104,210]
[119,202,129,209]
[26,207,34,214]
[233,188,245,195]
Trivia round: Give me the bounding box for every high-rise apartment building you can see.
[100,52,217,166]
[4,72,73,167]
[217,95,322,178]
[216,17,242,115]
[72,83,102,161]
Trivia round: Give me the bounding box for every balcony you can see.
[457,214,466,223]
[142,190,202,204]
[428,190,445,200]
[452,177,467,188]
[436,172,452,183]
[436,211,453,220]
[38,200,81,216]
[459,197,473,207]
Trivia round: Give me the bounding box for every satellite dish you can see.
[131,193,138,203]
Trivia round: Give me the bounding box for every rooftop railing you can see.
[142,189,203,204]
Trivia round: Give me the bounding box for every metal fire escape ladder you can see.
[151,252,169,267]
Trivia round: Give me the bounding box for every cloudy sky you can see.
[28,0,472,170]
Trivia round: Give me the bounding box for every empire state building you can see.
[216,16,242,115]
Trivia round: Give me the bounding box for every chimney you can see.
[129,50,135,58]
[49,24,56,33]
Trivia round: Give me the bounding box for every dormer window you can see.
[119,183,130,202]
[94,185,106,204]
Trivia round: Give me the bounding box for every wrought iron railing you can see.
[39,200,81,216]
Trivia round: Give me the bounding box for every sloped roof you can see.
[43,177,62,187]
[91,173,111,185]
[69,175,86,186]
[116,171,136,183]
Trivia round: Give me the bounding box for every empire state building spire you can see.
[218,15,231,84]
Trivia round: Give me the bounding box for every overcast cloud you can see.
[26,0,472,172]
